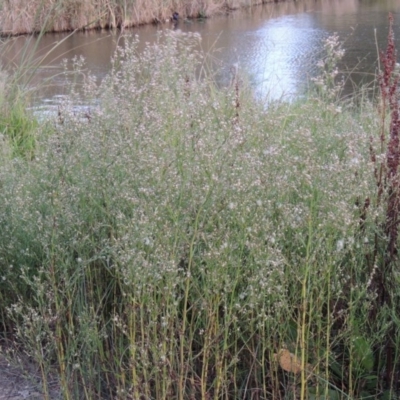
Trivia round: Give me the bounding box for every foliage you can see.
[0,72,38,158]
[0,27,399,399]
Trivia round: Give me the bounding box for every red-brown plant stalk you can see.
[368,13,400,387]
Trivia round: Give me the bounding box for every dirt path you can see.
[0,355,60,400]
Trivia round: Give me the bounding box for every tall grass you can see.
[0,0,288,36]
[0,68,38,158]
[0,27,90,158]
[0,26,400,399]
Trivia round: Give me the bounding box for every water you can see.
[1,0,400,110]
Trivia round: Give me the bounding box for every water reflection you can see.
[235,13,323,100]
[1,0,399,108]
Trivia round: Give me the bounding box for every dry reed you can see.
[1,0,286,36]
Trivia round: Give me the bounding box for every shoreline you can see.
[0,0,288,37]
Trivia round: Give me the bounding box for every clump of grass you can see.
[0,27,90,159]
[0,27,400,399]
[0,70,38,158]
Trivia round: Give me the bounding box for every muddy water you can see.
[1,0,400,110]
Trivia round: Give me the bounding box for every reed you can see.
[0,0,287,36]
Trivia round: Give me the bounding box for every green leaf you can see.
[360,390,375,399]
[381,390,396,400]
[352,336,374,373]
[329,357,344,379]
[363,375,378,390]
[308,389,341,400]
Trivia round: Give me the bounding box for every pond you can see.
[1,0,400,111]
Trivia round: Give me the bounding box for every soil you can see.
[0,353,60,400]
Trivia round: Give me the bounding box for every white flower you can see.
[336,239,344,252]
[143,237,152,246]
[350,157,359,166]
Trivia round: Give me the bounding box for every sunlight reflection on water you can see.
[1,0,400,112]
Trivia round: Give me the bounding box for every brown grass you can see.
[0,0,286,36]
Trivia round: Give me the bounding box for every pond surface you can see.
[1,0,400,111]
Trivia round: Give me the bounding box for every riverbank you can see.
[0,353,61,399]
[0,0,288,36]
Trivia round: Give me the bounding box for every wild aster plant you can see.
[0,29,391,399]
[312,33,345,101]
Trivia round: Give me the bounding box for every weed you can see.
[0,72,38,158]
[0,27,399,399]
[365,13,400,392]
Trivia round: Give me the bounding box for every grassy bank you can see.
[0,70,38,158]
[1,26,400,399]
[0,0,287,36]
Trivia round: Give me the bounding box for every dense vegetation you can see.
[0,18,400,399]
